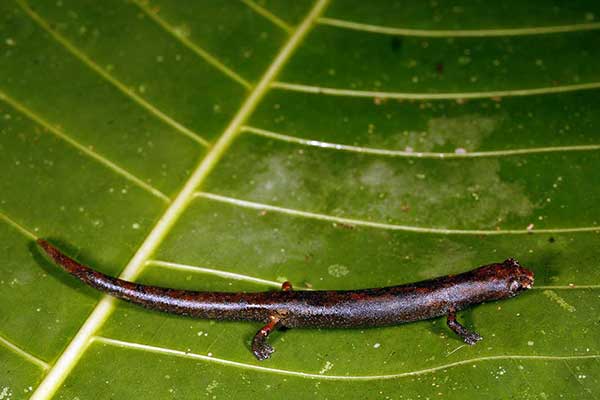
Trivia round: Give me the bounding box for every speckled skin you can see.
[37,239,534,360]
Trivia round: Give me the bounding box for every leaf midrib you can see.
[28,1,330,398]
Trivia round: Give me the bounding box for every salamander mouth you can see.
[507,266,535,295]
[518,269,535,290]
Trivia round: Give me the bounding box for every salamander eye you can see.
[503,258,520,268]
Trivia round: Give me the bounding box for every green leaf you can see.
[1,0,599,398]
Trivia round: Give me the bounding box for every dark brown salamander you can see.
[37,239,534,360]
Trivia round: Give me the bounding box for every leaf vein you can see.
[0,333,49,371]
[93,336,600,381]
[318,17,600,37]
[133,0,252,89]
[271,81,600,100]
[195,192,600,235]
[242,126,600,158]
[16,0,210,147]
[0,90,170,203]
[146,260,283,288]
[0,210,37,240]
[147,259,599,290]
[241,0,294,33]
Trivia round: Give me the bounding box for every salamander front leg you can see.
[252,315,281,360]
[446,308,482,345]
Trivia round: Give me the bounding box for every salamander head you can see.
[474,258,534,298]
[499,258,535,296]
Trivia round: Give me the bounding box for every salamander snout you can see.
[503,258,535,295]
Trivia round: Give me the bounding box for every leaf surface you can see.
[1,1,599,399]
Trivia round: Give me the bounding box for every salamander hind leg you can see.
[446,308,483,345]
[252,315,281,360]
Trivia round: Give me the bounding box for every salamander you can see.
[37,239,534,360]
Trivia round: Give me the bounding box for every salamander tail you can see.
[37,239,87,274]
[36,239,111,289]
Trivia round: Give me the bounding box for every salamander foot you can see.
[446,308,483,345]
[252,337,274,360]
[251,315,281,360]
[461,331,483,345]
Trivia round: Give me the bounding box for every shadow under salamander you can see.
[29,237,112,299]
